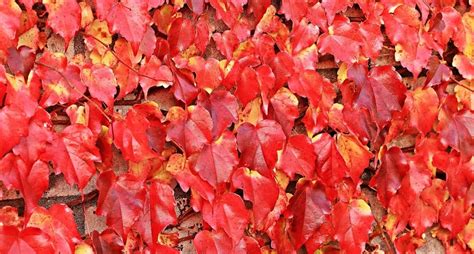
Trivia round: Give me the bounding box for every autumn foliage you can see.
[0,0,473,253]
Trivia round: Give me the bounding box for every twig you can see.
[66,190,99,207]
[373,212,396,254]
[86,35,172,84]
[34,61,113,123]
[177,233,197,243]
[450,77,474,92]
[177,207,196,224]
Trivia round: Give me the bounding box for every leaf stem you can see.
[86,34,172,84]
[34,61,113,123]
[177,233,197,243]
[450,77,474,92]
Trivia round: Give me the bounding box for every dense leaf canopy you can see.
[0,0,473,253]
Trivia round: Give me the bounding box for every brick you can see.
[84,205,107,235]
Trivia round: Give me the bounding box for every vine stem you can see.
[86,34,172,84]
[177,233,197,243]
[34,61,113,123]
[450,77,474,92]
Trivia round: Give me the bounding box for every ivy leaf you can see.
[332,199,374,254]
[336,134,373,184]
[81,64,117,108]
[135,181,177,251]
[43,0,81,44]
[198,90,239,138]
[35,52,86,107]
[403,87,439,135]
[321,0,352,24]
[44,124,101,190]
[318,16,364,63]
[166,105,213,155]
[312,134,348,193]
[279,0,308,22]
[193,131,239,188]
[370,147,410,207]
[453,54,474,80]
[27,204,81,254]
[0,154,49,215]
[214,193,249,242]
[113,102,164,162]
[437,105,474,159]
[168,17,195,56]
[0,1,21,54]
[236,120,286,178]
[139,57,173,97]
[269,87,299,136]
[288,70,332,107]
[0,106,29,157]
[96,171,147,239]
[277,134,316,178]
[96,0,150,43]
[440,198,470,237]
[383,5,432,77]
[289,181,331,249]
[0,226,55,254]
[343,64,406,128]
[232,167,279,230]
[194,230,233,254]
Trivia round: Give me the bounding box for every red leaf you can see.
[383,5,432,77]
[278,134,316,178]
[440,198,470,237]
[198,90,239,138]
[336,134,373,184]
[279,0,308,22]
[312,134,348,192]
[189,57,223,92]
[113,102,164,162]
[403,87,440,134]
[318,16,364,63]
[44,0,81,44]
[236,120,286,177]
[166,105,213,155]
[139,56,173,97]
[0,226,55,254]
[81,64,117,108]
[437,107,474,159]
[332,199,374,254]
[168,17,195,56]
[235,66,260,107]
[214,193,249,242]
[7,46,35,78]
[321,0,352,24]
[45,124,101,190]
[343,64,406,128]
[269,87,299,136]
[288,70,333,107]
[453,54,474,80]
[35,52,86,107]
[0,106,29,157]
[171,67,199,104]
[289,181,331,248]
[27,204,81,254]
[135,181,177,251]
[370,147,409,207]
[232,167,279,230]
[0,154,49,214]
[0,1,21,54]
[96,0,150,43]
[194,131,239,188]
[96,171,147,239]
[194,230,233,254]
